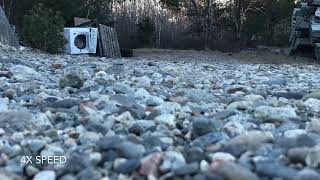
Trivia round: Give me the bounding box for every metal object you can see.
[64,28,98,55]
[290,0,320,60]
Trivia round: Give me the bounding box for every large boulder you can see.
[0,7,18,47]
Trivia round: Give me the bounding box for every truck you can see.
[290,0,320,60]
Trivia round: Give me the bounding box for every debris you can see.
[0,7,18,47]
[98,24,121,58]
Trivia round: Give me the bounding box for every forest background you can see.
[0,0,295,52]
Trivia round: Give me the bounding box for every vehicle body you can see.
[290,0,320,60]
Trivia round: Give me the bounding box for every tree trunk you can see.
[0,6,18,47]
[233,0,241,41]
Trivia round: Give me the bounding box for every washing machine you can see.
[64,28,98,54]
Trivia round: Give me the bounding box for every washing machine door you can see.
[74,34,87,49]
[72,32,90,54]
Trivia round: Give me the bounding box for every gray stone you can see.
[191,132,225,148]
[60,174,77,180]
[114,159,140,174]
[76,167,101,180]
[192,117,220,138]
[40,145,64,157]
[264,79,287,86]
[276,134,316,149]
[44,98,80,109]
[160,151,186,173]
[295,169,320,180]
[3,89,16,99]
[288,147,309,164]
[110,94,146,119]
[146,95,164,106]
[211,161,259,180]
[10,65,42,81]
[223,121,245,137]
[227,101,250,111]
[302,91,320,101]
[184,147,206,163]
[21,139,46,153]
[272,91,304,100]
[79,131,100,147]
[25,165,39,177]
[117,142,145,159]
[174,163,199,176]
[306,118,320,133]
[284,129,307,139]
[98,136,122,151]
[105,61,125,75]
[228,131,274,146]
[183,89,215,103]
[255,162,298,179]
[5,157,24,174]
[65,151,91,173]
[135,88,150,99]
[0,111,33,132]
[112,82,132,94]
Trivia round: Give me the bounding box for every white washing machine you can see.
[64,28,98,54]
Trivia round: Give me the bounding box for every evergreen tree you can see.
[23,3,66,53]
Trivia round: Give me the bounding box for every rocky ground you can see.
[0,43,320,180]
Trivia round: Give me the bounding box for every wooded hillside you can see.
[0,0,295,51]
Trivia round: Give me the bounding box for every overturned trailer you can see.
[290,0,320,60]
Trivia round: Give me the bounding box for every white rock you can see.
[211,152,236,162]
[115,111,134,128]
[228,131,274,146]
[284,129,307,139]
[33,170,56,180]
[162,65,176,72]
[135,88,150,100]
[0,98,8,112]
[32,113,53,129]
[200,160,209,172]
[146,95,164,106]
[244,94,264,102]
[40,145,64,157]
[137,76,152,87]
[155,102,181,114]
[306,118,320,133]
[10,65,41,81]
[155,114,176,128]
[304,98,320,112]
[260,123,276,131]
[160,151,186,172]
[151,73,163,85]
[254,106,298,121]
[306,146,320,168]
[223,121,245,137]
[227,101,250,110]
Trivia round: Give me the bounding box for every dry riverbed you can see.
[0,44,320,179]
